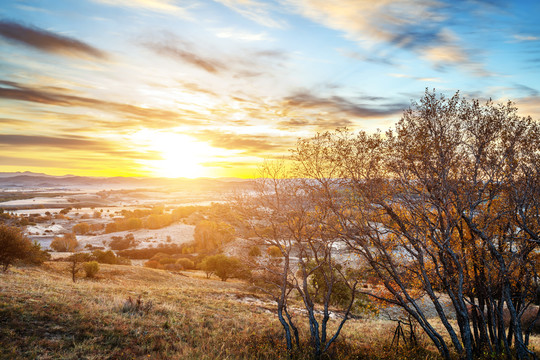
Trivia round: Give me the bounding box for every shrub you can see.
[158,257,176,265]
[176,258,195,270]
[109,234,137,250]
[50,233,78,252]
[248,245,262,257]
[83,261,99,278]
[266,245,282,257]
[91,249,131,265]
[199,254,243,281]
[72,222,90,235]
[164,263,183,272]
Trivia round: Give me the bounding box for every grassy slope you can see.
[0,263,501,360]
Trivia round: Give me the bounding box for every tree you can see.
[67,252,91,282]
[291,90,540,360]
[199,254,243,281]
[0,225,46,271]
[236,161,359,358]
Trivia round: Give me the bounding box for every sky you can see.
[1,0,539,178]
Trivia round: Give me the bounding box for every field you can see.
[0,262,446,360]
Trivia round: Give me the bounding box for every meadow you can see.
[0,262,448,360]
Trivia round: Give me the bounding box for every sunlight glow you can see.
[131,130,223,178]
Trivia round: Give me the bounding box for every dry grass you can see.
[1,263,537,359]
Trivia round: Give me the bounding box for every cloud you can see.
[142,34,228,73]
[214,27,273,42]
[92,0,191,17]
[142,32,287,76]
[0,80,197,127]
[512,34,540,42]
[0,20,108,59]
[513,84,539,97]
[282,90,407,118]
[194,130,288,154]
[389,73,442,82]
[0,134,113,150]
[213,0,286,28]
[285,0,493,75]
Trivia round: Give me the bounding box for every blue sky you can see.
[1,0,539,178]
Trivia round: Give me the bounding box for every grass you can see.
[1,263,535,359]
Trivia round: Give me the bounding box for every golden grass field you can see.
[1,263,537,359]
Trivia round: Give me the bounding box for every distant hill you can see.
[0,172,254,191]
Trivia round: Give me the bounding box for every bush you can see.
[72,222,90,235]
[199,254,243,281]
[266,245,282,257]
[109,234,137,250]
[248,245,262,257]
[50,233,78,252]
[176,258,195,270]
[164,263,183,272]
[83,261,99,278]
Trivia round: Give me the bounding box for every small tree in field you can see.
[199,254,243,281]
[0,225,30,271]
[67,252,91,282]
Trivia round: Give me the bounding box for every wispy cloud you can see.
[512,34,539,42]
[214,27,273,42]
[0,80,197,127]
[0,134,113,150]
[194,130,287,154]
[282,90,407,118]
[0,20,108,59]
[213,0,286,28]
[286,0,493,75]
[92,0,192,17]
[143,37,227,73]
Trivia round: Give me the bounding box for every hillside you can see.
[0,263,442,360]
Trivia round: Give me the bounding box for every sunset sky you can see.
[1,0,539,178]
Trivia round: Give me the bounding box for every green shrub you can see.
[83,261,99,278]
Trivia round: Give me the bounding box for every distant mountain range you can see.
[0,172,253,191]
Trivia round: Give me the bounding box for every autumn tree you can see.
[292,90,540,359]
[0,225,49,271]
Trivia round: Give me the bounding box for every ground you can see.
[0,262,453,360]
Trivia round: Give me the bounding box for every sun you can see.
[131,130,220,178]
